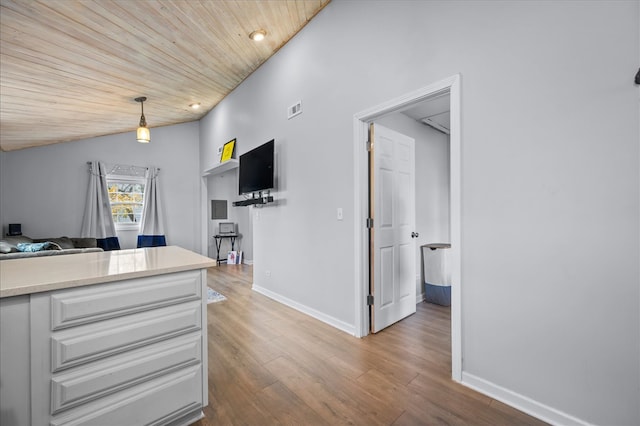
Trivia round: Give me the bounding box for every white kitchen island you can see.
[0,246,216,426]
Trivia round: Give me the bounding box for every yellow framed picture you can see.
[221,138,236,162]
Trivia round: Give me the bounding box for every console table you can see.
[213,234,239,264]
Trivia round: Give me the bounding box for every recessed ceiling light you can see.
[189,103,201,110]
[249,29,266,41]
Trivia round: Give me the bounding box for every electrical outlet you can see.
[265,270,271,277]
[337,207,343,220]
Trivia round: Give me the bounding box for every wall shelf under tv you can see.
[202,159,238,177]
[232,195,274,207]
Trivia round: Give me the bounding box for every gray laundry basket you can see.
[421,243,451,306]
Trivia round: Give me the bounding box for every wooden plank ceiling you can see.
[0,0,329,151]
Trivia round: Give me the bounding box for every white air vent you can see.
[288,101,302,119]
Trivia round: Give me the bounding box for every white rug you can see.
[207,287,227,304]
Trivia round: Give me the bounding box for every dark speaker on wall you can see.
[8,223,22,236]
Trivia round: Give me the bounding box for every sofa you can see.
[0,235,103,260]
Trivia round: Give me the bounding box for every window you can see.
[107,177,145,228]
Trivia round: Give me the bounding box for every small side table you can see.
[213,234,238,264]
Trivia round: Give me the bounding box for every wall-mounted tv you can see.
[238,139,274,195]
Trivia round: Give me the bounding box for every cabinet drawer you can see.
[50,364,203,426]
[51,270,202,330]
[51,300,202,372]
[51,333,202,414]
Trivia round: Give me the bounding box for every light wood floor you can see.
[194,265,546,426]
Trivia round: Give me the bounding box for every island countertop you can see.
[0,245,216,298]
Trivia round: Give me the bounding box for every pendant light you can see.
[134,97,150,143]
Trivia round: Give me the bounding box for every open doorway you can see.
[353,74,462,381]
[377,92,451,301]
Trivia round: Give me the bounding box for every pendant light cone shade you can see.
[135,97,150,143]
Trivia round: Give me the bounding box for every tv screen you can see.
[238,139,274,195]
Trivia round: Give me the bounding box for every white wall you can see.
[199,1,639,424]
[0,151,6,230]
[0,122,201,252]
[377,113,450,298]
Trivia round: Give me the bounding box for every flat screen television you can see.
[238,139,274,195]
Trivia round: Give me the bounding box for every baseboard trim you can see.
[461,372,594,426]
[252,284,355,336]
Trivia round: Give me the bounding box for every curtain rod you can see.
[85,161,160,171]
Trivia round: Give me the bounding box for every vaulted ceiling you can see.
[0,0,330,151]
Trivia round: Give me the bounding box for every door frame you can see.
[352,74,462,382]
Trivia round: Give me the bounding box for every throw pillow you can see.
[0,241,14,253]
[16,242,62,252]
[49,237,74,249]
[47,242,62,251]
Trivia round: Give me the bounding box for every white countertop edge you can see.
[0,246,217,298]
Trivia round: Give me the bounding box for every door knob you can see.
[411,232,419,238]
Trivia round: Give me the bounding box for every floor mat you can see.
[207,287,227,304]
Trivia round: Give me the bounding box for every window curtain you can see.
[137,167,167,248]
[81,161,121,251]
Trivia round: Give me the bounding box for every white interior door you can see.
[370,123,417,333]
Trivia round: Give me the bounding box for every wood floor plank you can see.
[254,381,329,425]
[391,408,451,426]
[193,265,547,426]
[264,355,389,425]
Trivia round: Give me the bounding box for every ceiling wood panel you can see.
[0,0,330,151]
